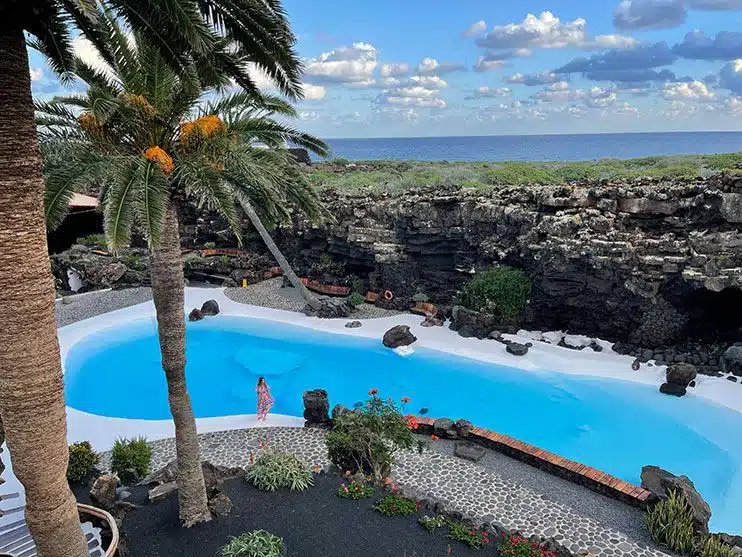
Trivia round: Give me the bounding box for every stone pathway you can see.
[393,451,669,557]
[102,427,669,557]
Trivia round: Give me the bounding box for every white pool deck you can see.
[2,286,741,504]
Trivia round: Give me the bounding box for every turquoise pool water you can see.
[64,316,742,534]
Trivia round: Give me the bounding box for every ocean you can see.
[319,132,742,162]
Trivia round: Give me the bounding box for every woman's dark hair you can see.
[257,376,265,386]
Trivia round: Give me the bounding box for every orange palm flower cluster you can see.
[119,93,155,117]
[179,115,226,144]
[77,112,99,134]
[144,146,174,175]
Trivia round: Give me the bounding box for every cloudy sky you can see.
[28,0,742,138]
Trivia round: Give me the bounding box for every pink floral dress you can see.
[256,383,274,420]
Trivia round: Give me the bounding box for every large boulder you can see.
[200,299,220,316]
[449,306,499,340]
[90,474,118,511]
[382,325,417,349]
[433,418,457,439]
[721,346,742,377]
[303,389,330,425]
[666,363,697,387]
[188,308,204,321]
[506,342,529,356]
[659,382,687,397]
[641,465,712,534]
[303,299,353,318]
[140,460,241,498]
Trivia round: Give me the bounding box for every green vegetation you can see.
[646,490,697,554]
[347,292,365,307]
[76,234,108,249]
[219,530,285,557]
[110,437,153,478]
[373,494,418,516]
[245,451,313,492]
[700,537,737,557]
[67,441,99,482]
[418,515,446,533]
[499,533,556,557]
[307,152,742,194]
[337,479,374,499]
[325,391,415,481]
[458,266,532,320]
[447,521,490,550]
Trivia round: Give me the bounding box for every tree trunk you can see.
[149,203,211,527]
[0,25,90,557]
[242,200,323,310]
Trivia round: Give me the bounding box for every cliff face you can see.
[278,175,742,346]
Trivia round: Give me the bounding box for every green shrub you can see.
[110,437,152,478]
[458,266,531,320]
[203,241,216,249]
[122,254,144,270]
[499,533,555,557]
[219,530,285,557]
[447,521,491,550]
[337,479,374,500]
[325,391,415,481]
[646,490,697,554]
[418,515,446,533]
[245,451,313,492]
[373,494,418,517]
[700,536,736,557]
[412,292,429,303]
[351,278,365,294]
[319,253,332,265]
[77,234,107,249]
[347,292,365,307]
[67,441,99,482]
[220,255,231,265]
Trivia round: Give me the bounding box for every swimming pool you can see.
[64,316,742,534]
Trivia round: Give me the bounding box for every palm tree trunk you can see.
[242,200,323,310]
[149,202,211,527]
[0,25,90,557]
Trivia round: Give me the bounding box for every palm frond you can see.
[133,160,168,247]
[27,4,75,84]
[103,156,142,249]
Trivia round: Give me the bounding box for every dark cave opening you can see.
[677,287,742,342]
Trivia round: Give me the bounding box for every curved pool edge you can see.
[58,287,742,425]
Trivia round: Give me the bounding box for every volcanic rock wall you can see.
[276,175,742,346]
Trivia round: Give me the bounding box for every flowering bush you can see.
[337,479,374,500]
[499,533,556,557]
[325,391,415,481]
[448,521,490,550]
[373,494,418,517]
[419,515,446,533]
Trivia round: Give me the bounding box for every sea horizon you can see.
[315,130,742,163]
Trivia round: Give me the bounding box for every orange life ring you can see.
[384,290,394,301]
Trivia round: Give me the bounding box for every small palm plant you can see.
[39,15,328,528]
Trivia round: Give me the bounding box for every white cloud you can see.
[72,34,116,79]
[474,86,513,98]
[505,71,561,85]
[476,12,587,50]
[663,80,717,101]
[407,75,449,89]
[474,56,508,72]
[301,83,326,100]
[535,82,586,101]
[374,106,420,122]
[298,111,321,121]
[30,68,44,82]
[584,34,640,49]
[585,87,617,107]
[463,20,488,38]
[614,102,641,116]
[416,57,466,76]
[380,63,410,77]
[304,42,378,85]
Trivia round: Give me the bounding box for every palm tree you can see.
[38,20,328,525]
[1,1,306,553]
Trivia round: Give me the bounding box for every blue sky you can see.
[28,0,742,138]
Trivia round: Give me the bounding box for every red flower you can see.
[368,388,378,395]
[401,396,410,403]
[431,434,440,441]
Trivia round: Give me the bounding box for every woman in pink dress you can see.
[256,377,274,421]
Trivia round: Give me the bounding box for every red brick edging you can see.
[415,417,652,509]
